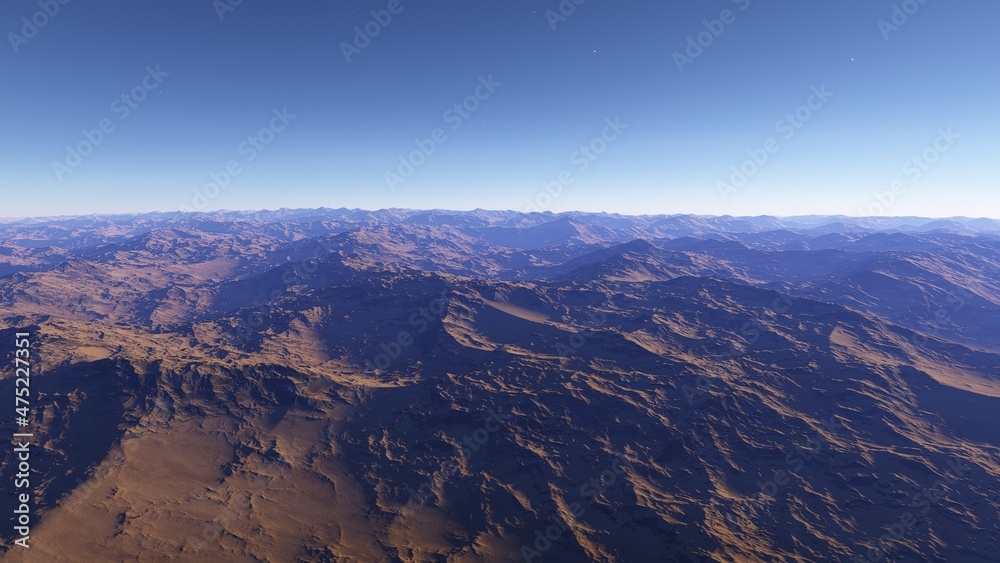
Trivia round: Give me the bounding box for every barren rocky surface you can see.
[1,209,999,561]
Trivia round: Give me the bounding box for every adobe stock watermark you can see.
[673,0,751,73]
[878,0,929,41]
[51,65,169,183]
[385,75,501,191]
[717,84,834,201]
[180,107,296,212]
[364,288,450,371]
[554,311,607,358]
[7,0,72,54]
[646,323,717,407]
[212,0,245,22]
[544,0,587,31]
[405,407,511,506]
[521,456,633,562]
[524,117,629,213]
[232,235,345,344]
[230,229,465,345]
[709,290,801,362]
[910,287,973,347]
[724,415,841,530]
[340,0,411,63]
[851,457,972,562]
[856,127,958,220]
[671,289,802,407]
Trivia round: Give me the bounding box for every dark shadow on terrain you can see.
[0,358,151,550]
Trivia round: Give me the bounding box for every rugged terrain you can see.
[1,209,999,562]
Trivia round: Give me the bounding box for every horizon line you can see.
[1,206,999,223]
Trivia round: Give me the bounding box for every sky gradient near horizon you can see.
[2,0,999,218]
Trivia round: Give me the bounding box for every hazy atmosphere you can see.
[3,2,1000,562]
[3,0,999,217]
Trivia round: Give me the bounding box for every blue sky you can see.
[2,0,998,218]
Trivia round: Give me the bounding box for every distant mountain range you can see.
[1,209,998,561]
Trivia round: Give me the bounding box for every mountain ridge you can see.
[1,209,998,561]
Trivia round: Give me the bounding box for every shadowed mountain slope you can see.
[1,210,998,561]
